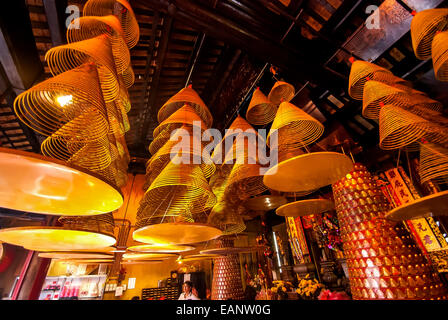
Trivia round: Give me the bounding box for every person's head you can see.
[131,296,140,300]
[183,281,193,294]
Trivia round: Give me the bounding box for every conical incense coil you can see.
[348,60,393,100]
[134,203,194,231]
[41,135,114,171]
[224,163,267,202]
[212,115,261,164]
[332,163,448,300]
[267,101,324,148]
[268,81,295,105]
[246,87,276,125]
[153,104,206,138]
[363,81,442,120]
[149,128,172,155]
[117,75,131,112]
[208,202,246,235]
[138,158,217,219]
[158,86,213,127]
[122,64,135,88]
[419,142,448,184]
[83,0,140,49]
[211,237,245,300]
[46,35,120,103]
[220,132,264,165]
[59,212,115,238]
[148,126,215,178]
[107,103,126,137]
[379,104,448,150]
[14,64,108,140]
[40,107,109,144]
[411,8,448,60]
[67,15,130,74]
[432,31,448,81]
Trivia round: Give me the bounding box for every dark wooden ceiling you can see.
[0,0,447,163]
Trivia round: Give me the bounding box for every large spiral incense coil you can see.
[46,35,119,103]
[212,115,261,164]
[411,8,448,60]
[67,15,130,74]
[14,64,108,140]
[432,31,448,81]
[224,163,267,202]
[83,0,139,49]
[348,60,392,100]
[208,202,246,235]
[153,104,206,137]
[148,126,215,178]
[419,142,448,184]
[59,212,115,238]
[246,87,276,125]
[122,64,135,88]
[362,81,443,120]
[266,101,324,149]
[379,104,448,150]
[138,158,217,219]
[149,128,171,155]
[268,81,295,105]
[117,76,131,112]
[41,135,114,171]
[158,86,213,127]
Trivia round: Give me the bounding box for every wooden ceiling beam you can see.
[139,14,174,143]
[133,0,343,90]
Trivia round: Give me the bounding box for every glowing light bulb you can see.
[57,95,73,107]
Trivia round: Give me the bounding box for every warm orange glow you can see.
[56,94,73,107]
[127,244,195,253]
[0,227,116,250]
[122,253,178,260]
[263,152,354,192]
[276,199,335,217]
[0,148,123,215]
[133,223,222,245]
[38,252,113,259]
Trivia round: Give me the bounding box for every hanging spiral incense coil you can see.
[208,202,246,235]
[67,15,130,75]
[212,115,262,164]
[117,76,131,112]
[122,64,135,88]
[14,64,108,140]
[158,86,213,127]
[419,142,448,184]
[348,60,393,100]
[266,101,324,149]
[59,212,115,238]
[411,8,448,60]
[432,31,448,81]
[138,158,217,219]
[46,35,119,103]
[268,81,295,105]
[149,128,171,155]
[224,163,267,202]
[379,104,448,150]
[41,135,116,172]
[362,81,443,120]
[246,87,277,125]
[83,0,139,49]
[148,126,215,178]
[153,104,207,137]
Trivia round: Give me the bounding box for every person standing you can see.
[178,281,200,300]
